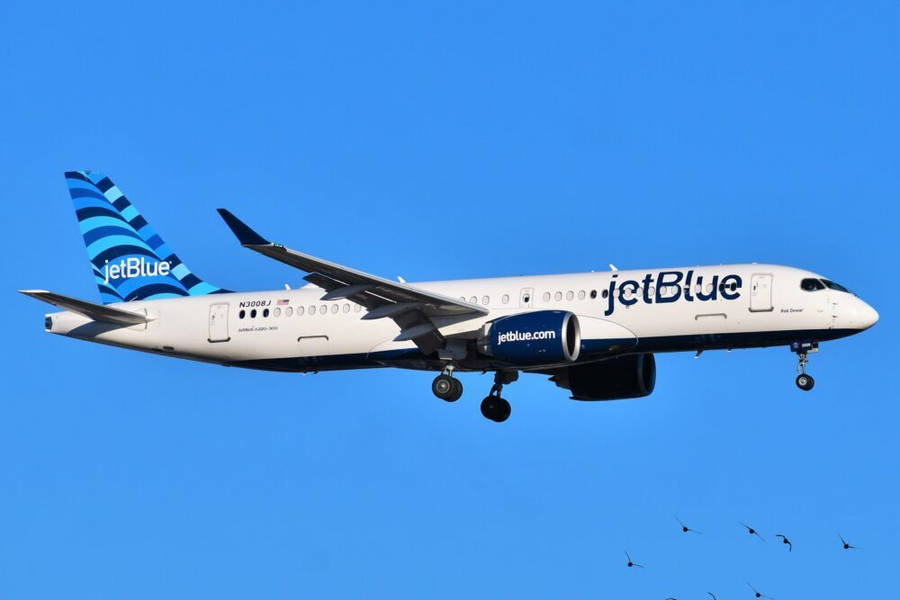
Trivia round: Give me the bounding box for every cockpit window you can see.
[800,278,825,291]
[822,279,850,293]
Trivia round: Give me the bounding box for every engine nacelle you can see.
[480,310,581,366]
[551,353,656,401]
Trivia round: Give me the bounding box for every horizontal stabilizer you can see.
[19,290,151,326]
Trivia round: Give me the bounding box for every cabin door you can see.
[208,303,231,342]
[749,273,774,312]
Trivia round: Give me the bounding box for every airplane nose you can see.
[859,301,879,330]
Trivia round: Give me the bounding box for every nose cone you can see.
[845,298,879,331]
[859,301,879,330]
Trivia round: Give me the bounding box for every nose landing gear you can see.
[791,341,817,391]
[796,372,814,391]
[432,365,463,402]
[481,370,517,423]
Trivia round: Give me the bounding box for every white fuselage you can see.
[43,263,878,373]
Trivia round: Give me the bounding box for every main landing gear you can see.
[481,371,518,423]
[431,368,519,422]
[432,366,463,402]
[791,341,817,391]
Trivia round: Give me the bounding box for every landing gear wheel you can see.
[479,370,518,422]
[449,377,463,402]
[432,374,462,402]
[495,397,511,422]
[480,395,511,422]
[796,374,815,391]
[480,396,495,420]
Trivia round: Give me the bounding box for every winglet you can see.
[216,209,270,246]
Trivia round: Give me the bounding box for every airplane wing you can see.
[19,290,151,326]
[217,209,488,354]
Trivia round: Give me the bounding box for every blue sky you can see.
[1,1,897,597]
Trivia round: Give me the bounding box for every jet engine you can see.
[549,353,656,400]
[479,310,581,366]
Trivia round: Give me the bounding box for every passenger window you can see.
[297,306,304,316]
[239,309,246,319]
[354,304,361,312]
[578,290,585,300]
[320,305,327,314]
[566,291,574,301]
[273,307,281,317]
[285,307,293,317]
[482,295,489,305]
[590,290,597,299]
[542,292,551,302]
[331,304,339,314]
[602,289,609,299]
[308,305,315,315]
[502,294,510,304]
[343,304,350,313]
[263,308,270,318]
[250,309,257,318]
[554,291,562,301]
[469,296,477,304]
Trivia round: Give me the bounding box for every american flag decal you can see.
[277,299,290,306]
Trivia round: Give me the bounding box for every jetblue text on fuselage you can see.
[604,270,743,316]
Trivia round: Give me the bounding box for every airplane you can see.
[20,171,879,422]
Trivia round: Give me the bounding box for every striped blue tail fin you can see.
[65,170,226,304]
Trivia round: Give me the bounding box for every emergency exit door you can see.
[208,303,231,342]
[749,274,773,312]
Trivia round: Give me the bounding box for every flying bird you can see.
[676,517,702,534]
[740,521,765,541]
[775,533,792,552]
[839,534,859,550]
[748,582,774,599]
[624,551,644,568]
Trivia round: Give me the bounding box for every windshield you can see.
[800,278,825,292]
[822,279,851,293]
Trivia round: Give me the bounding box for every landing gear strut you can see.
[791,341,817,391]
[481,371,517,423]
[432,365,463,402]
